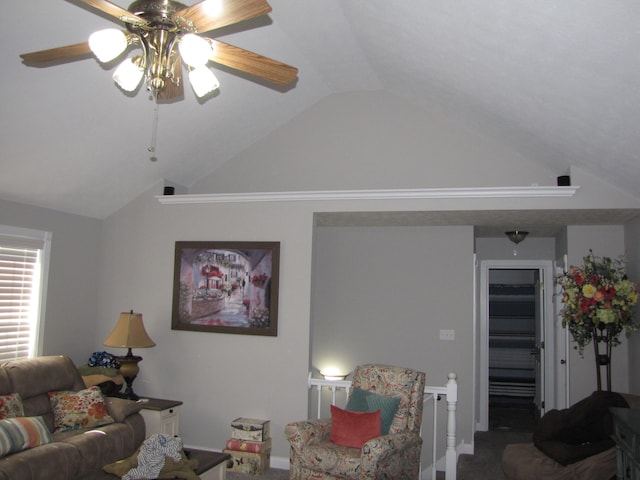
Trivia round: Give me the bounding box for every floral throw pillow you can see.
[0,393,24,420]
[48,386,114,433]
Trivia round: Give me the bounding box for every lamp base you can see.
[117,350,143,401]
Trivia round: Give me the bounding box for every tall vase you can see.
[592,323,613,392]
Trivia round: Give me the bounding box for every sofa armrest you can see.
[285,419,332,452]
[360,431,423,475]
[105,397,144,423]
[123,411,146,448]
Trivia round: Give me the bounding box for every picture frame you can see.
[171,241,280,336]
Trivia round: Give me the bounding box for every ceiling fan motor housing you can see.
[127,0,188,31]
[126,0,190,92]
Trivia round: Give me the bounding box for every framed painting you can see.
[171,241,279,336]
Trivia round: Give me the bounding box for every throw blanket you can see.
[533,390,628,466]
[123,434,183,480]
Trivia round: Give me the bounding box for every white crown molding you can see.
[157,186,579,205]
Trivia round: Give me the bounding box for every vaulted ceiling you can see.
[2,0,639,220]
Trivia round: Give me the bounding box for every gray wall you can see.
[191,91,558,194]
[0,198,101,365]
[311,225,474,458]
[96,187,316,461]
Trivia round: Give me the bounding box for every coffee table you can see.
[185,448,231,480]
[80,449,231,480]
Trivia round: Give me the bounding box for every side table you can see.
[138,397,183,438]
[611,407,640,479]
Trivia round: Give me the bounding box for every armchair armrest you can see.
[285,419,332,452]
[361,431,423,476]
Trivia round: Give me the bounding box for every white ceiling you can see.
[1,0,639,222]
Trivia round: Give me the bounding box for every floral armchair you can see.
[285,364,426,480]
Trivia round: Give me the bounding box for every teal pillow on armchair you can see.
[345,387,401,435]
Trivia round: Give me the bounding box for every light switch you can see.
[439,329,455,341]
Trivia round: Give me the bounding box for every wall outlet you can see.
[439,329,455,341]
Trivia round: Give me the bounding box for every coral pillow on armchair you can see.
[330,405,381,449]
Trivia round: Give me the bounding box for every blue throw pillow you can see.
[345,387,401,435]
[345,387,369,411]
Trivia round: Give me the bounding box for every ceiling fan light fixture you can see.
[113,58,145,92]
[189,66,219,97]
[20,0,298,103]
[89,29,129,63]
[179,34,214,67]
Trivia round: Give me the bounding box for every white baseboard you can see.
[459,441,474,455]
[270,456,290,470]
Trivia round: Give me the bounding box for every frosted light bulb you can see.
[179,34,214,67]
[113,59,144,92]
[89,29,128,63]
[189,67,219,97]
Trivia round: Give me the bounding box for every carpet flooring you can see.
[457,400,537,480]
[226,400,536,480]
[227,468,289,480]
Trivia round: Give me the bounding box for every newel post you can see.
[445,372,457,480]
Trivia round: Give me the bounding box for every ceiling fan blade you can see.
[79,0,148,26]
[174,0,272,34]
[157,57,184,101]
[210,40,297,85]
[20,42,92,63]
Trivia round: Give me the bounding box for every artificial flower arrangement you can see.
[556,250,639,355]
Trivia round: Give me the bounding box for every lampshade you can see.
[189,67,220,98]
[89,29,129,63]
[505,230,529,245]
[113,58,145,92]
[103,311,155,349]
[320,367,349,381]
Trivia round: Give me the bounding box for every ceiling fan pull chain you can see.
[148,101,159,162]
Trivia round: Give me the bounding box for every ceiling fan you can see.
[20,0,298,101]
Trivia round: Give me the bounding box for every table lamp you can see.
[103,310,155,400]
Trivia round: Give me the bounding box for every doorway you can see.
[478,260,556,432]
[487,268,539,430]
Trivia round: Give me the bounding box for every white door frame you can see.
[477,259,556,431]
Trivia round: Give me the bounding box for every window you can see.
[0,226,51,362]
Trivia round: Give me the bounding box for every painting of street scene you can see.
[171,241,279,336]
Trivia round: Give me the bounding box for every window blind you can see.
[0,244,40,362]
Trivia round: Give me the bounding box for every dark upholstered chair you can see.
[285,364,425,480]
[502,392,640,480]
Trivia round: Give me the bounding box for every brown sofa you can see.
[0,355,146,480]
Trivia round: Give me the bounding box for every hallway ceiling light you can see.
[505,230,529,245]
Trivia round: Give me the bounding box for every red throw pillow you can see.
[330,404,381,449]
